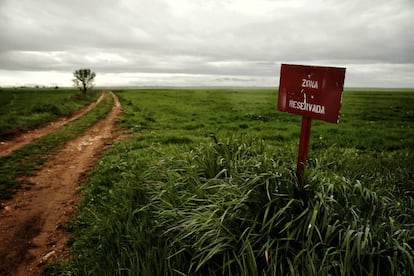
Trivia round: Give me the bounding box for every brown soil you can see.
[0,92,105,157]
[0,92,123,275]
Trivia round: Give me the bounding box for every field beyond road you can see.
[0,88,100,140]
[62,88,413,275]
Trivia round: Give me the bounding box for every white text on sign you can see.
[301,79,319,89]
[289,99,326,114]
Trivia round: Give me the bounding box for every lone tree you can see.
[73,68,96,94]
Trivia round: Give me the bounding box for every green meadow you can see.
[0,88,99,139]
[0,88,111,200]
[62,88,414,275]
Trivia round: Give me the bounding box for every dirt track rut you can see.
[0,92,105,157]
[0,92,122,275]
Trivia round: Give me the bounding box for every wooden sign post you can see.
[277,64,346,182]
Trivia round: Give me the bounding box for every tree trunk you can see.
[82,82,87,94]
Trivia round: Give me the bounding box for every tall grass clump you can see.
[67,136,413,275]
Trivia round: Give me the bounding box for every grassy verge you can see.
[0,88,100,139]
[0,92,114,200]
[63,89,413,275]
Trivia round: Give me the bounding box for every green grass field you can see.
[59,88,414,275]
[0,89,112,200]
[0,88,99,139]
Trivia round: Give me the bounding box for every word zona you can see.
[302,79,319,89]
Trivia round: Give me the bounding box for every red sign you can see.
[278,64,346,123]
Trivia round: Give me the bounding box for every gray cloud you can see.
[0,0,413,87]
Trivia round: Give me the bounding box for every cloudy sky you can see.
[0,0,413,87]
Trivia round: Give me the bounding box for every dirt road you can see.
[0,92,122,275]
[0,92,105,157]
